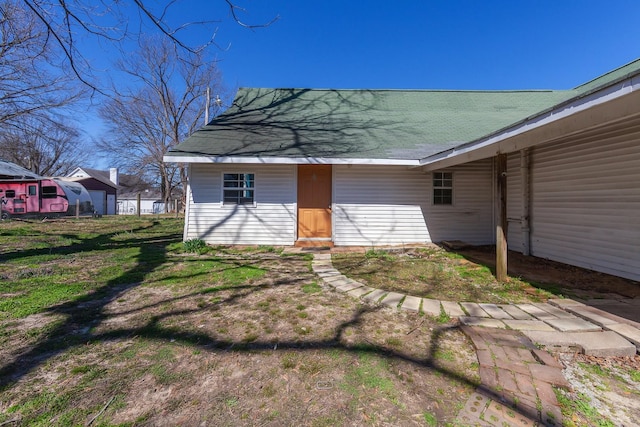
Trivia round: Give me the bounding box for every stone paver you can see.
[548,298,585,308]
[479,303,513,319]
[485,399,537,427]
[441,300,465,317]
[533,302,577,319]
[606,323,640,348]
[501,304,534,320]
[461,302,490,317]
[544,317,601,332]
[517,303,559,320]
[361,288,387,303]
[531,349,563,369]
[564,305,619,326]
[380,291,404,309]
[502,319,555,331]
[400,295,421,312]
[333,281,362,293]
[421,298,441,316]
[347,285,375,298]
[528,364,570,389]
[456,391,493,426]
[523,330,637,357]
[459,317,506,328]
[322,275,348,284]
[314,269,335,275]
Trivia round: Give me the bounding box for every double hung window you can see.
[433,172,453,205]
[223,173,255,205]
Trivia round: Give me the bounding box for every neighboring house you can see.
[117,174,182,215]
[117,189,166,215]
[66,167,119,215]
[164,59,640,281]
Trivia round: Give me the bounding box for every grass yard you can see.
[0,216,479,426]
[332,247,555,303]
[1,217,637,426]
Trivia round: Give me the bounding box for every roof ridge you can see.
[572,57,640,90]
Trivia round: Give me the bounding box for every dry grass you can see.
[332,247,553,303]
[0,217,478,426]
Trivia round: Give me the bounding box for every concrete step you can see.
[522,330,636,357]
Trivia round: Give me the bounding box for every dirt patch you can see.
[453,245,640,299]
[558,352,640,426]
[0,253,478,426]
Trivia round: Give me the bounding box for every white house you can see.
[165,59,640,281]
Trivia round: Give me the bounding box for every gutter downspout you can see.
[183,164,192,242]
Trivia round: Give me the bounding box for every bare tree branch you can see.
[16,1,277,92]
[224,0,279,29]
[99,36,224,210]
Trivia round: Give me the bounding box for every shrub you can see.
[183,238,207,253]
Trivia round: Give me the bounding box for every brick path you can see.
[457,326,567,426]
[305,251,640,427]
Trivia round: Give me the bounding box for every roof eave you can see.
[418,70,640,169]
[163,155,421,166]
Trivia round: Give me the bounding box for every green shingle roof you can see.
[168,59,640,162]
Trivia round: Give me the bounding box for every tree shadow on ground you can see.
[1,227,537,424]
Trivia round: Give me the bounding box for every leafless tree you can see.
[99,37,223,211]
[0,0,83,128]
[0,116,89,176]
[19,0,278,91]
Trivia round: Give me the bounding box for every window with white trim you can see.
[222,173,255,205]
[432,172,453,205]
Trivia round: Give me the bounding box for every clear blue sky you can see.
[86,0,640,166]
[201,0,640,92]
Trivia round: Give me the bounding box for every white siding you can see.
[506,152,525,252]
[528,131,640,281]
[186,164,296,245]
[333,161,493,246]
[423,159,494,245]
[333,165,430,246]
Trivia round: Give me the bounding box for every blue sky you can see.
[85,0,640,165]
[202,0,640,92]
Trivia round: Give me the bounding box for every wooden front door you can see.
[297,165,332,239]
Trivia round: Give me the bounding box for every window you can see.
[223,173,255,205]
[42,186,58,198]
[433,172,453,205]
[28,185,37,196]
[5,190,15,198]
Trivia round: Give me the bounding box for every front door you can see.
[26,184,39,213]
[297,165,332,239]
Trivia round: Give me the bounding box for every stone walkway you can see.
[310,252,640,427]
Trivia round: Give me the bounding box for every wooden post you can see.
[496,154,508,282]
[75,199,80,219]
[136,193,141,217]
[174,199,179,218]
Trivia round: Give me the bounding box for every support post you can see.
[175,199,179,218]
[520,149,531,256]
[136,193,141,217]
[496,154,508,282]
[75,199,80,219]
